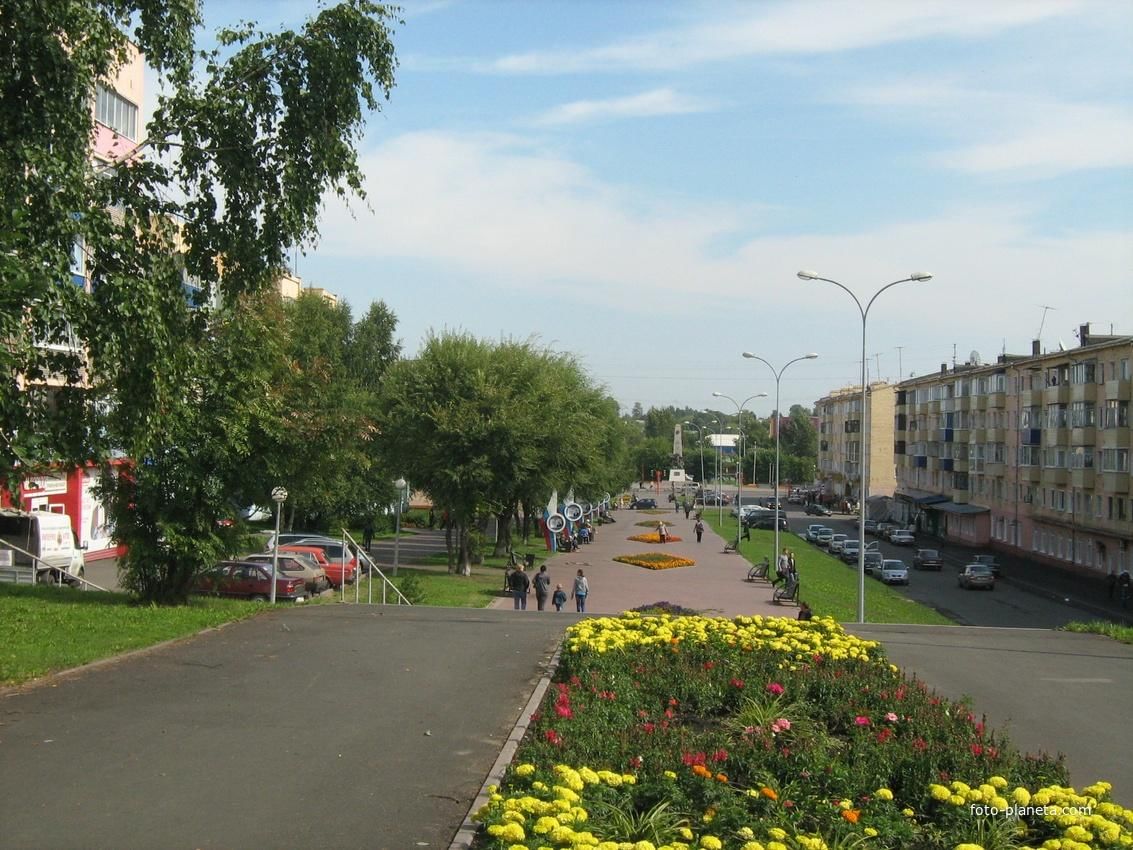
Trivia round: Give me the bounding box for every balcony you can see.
[985,427,1004,443]
[940,458,954,472]
[1104,379,1131,402]
[955,395,972,411]
[1043,427,1069,446]
[1042,467,1068,486]
[970,427,987,443]
[1070,426,1096,446]
[952,458,969,473]
[1101,472,1131,494]
[1070,382,1097,403]
[986,460,1006,477]
[941,428,954,443]
[1018,388,1042,407]
[971,394,987,411]
[914,456,928,469]
[1101,429,1131,449]
[1021,428,1043,446]
[986,391,1007,409]
[1070,468,1095,489]
[951,488,969,504]
[1045,384,1070,404]
[1019,465,1041,483]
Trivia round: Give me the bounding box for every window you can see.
[1046,364,1069,387]
[95,83,138,140]
[1069,360,1097,385]
[1069,447,1094,469]
[1051,490,1067,511]
[953,472,968,491]
[988,442,1005,463]
[1042,447,1068,469]
[1070,402,1096,428]
[1020,405,1042,428]
[1045,404,1068,428]
[1019,445,1040,466]
[1101,400,1129,429]
[1101,449,1129,473]
[1122,359,1131,380]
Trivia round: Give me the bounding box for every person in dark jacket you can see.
[508,565,531,610]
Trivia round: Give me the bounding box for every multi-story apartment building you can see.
[893,324,1132,577]
[815,383,896,503]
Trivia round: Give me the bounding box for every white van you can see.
[0,509,86,585]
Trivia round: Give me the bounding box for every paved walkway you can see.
[488,501,793,617]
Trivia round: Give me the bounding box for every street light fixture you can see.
[712,392,769,551]
[269,486,288,604]
[392,477,408,578]
[741,353,818,565]
[797,269,932,623]
[683,421,709,496]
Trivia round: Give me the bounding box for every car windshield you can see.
[968,565,992,575]
[919,550,939,557]
[883,560,905,569]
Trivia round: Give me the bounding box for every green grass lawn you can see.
[1061,620,1133,644]
[705,513,953,625]
[353,568,505,607]
[0,584,266,686]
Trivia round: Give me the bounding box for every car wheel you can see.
[251,594,268,602]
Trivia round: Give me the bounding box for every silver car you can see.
[880,559,909,585]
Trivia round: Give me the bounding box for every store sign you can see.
[24,475,68,495]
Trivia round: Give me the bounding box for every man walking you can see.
[694,517,705,543]
[508,563,531,610]
[533,564,551,611]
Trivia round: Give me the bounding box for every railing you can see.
[0,539,110,591]
[341,529,411,606]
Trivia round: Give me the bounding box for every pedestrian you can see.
[572,569,589,613]
[1119,571,1132,608]
[1107,571,1117,599]
[552,583,567,611]
[362,516,374,552]
[533,564,551,611]
[788,549,797,577]
[694,518,705,543]
[428,508,435,529]
[684,500,692,520]
[797,601,813,621]
[508,563,531,610]
[777,546,790,576]
[657,521,668,544]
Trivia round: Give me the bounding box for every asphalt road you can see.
[0,606,567,850]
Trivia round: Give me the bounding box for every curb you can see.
[448,641,565,850]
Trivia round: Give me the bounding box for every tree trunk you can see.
[445,518,455,573]
[492,507,513,557]
[457,523,472,576]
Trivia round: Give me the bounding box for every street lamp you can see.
[269,486,288,604]
[683,421,709,496]
[741,353,818,565]
[712,392,769,551]
[797,269,932,622]
[392,477,408,578]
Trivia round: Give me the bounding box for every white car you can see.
[828,533,848,554]
[889,529,916,546]
[880,559,909,585]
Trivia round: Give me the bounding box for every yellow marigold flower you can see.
[622,775,637,785]
[664,771,678,780]
[876,788,894,801]
[738,827,755,839]
[950,795,967,807]
[740,843,765,850]
[951,781,971,794]
[579,767,601,785]
[1013,788,1032,806]
[515,763,536,777]
[632,842,656,850]
[989,776,1009,789]
[768,827,788,840]
[700,838,723,850]
[865,827,879,836]
[930,784,952,802]
[902,808,916,817]
[679,827,694,840]
[768,842,789,850]
[954,844,985,850]
[500,821,526,841]
[534,816,559,834]
[992,796,1009,810]
[503,810,526,824]
[596,844,619,850]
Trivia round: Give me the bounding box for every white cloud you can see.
[487,0,1081,74]
[533,88,714,126]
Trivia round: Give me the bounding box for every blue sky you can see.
[188,0,1133,415]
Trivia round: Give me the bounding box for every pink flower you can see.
[771,718,792,733]
[766,682,785,696]
[854,715,871,726]
[885,712,898,722]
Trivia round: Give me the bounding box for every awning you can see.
[896,489,950,506]
[926,501,989,515]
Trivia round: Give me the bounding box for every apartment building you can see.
[893,324,1132,577]
[815,383,896,503]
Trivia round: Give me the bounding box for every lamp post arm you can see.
[863,276,919,321]
[811,275,865,320]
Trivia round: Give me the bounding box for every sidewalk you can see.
[488,502,794,618]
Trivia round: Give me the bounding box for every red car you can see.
[194,561,307,602]
[280,544,357,588]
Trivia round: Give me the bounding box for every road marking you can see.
[1039,677,1113,683]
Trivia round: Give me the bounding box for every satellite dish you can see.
[969,350,981,366]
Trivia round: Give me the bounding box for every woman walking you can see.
[571,569,590,613]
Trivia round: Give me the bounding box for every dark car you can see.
[972,554,1001,576]
[743,511,789,531]
[194,561,307,602]
[863,551,884,577]
[912,548,944,570]
[631,497,658,509]
[959,563,996,590]
[804,503,832,517]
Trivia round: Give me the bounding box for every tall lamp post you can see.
[741,353,819,566]
[269,486,288,604]
[683,420,711,496]
[392,477,408,578]
[712,392,768,550]
[797,269,933,623]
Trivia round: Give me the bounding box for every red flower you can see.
[970,743,983,756]
[710,748,728,763]
[628,755,643,769]
[703,661,716,670]
[876,728,893,744]
[766,682,785,695]
[555,704,573,718]
[642,722,655,733]
[913,737,928,751]
[681,751,707,766]
[544,729,563,745]
[730,677,745,688]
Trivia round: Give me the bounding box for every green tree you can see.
[2,1,400,602]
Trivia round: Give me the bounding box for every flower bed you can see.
[636,521,671,528]
[474,613,1131,849]
[629,533,684,544]
[614,553,696,571]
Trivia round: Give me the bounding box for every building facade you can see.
[815,383,896,503]
[893,325,1132,577]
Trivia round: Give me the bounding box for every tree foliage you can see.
[1,1,401,602]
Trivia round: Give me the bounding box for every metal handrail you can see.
[0,539,110,592]
[341,529,411,606]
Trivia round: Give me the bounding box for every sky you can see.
[179,0,1133,417]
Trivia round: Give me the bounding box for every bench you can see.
[746,558,771,582]
[773,579,800,605]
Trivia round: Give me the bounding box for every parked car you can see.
[787,491,805,505]
[744,512,789,531]
[875,522,896,540]
[828,533,848,554]
[959,563,996,590]
[880,559,910,585]
[972,554,1001,576]
[732,502,767,519]
[863,551,884,576]
[243,553,330,595]
[631,497,658,509]
[194,561,307,602]
[280,544,356,588]
[863,519,878,535]
[289,538,359,577]
[804,502,832,516]
[815,529,835,548]
[889,529,916,546]
[805,524,829,542]
[912,548,944,570]
[841,539,861,563]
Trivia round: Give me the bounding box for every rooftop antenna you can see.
[1036,305,1056,340]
